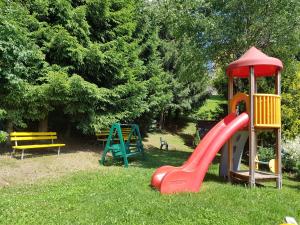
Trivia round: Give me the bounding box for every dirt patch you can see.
[0,141,102,187]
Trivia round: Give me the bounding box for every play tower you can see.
[226,47,283,188]
[150,47,282,194]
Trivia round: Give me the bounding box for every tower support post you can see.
[249,66,256,187]
[275,71,282,189]
[227,76,234,181]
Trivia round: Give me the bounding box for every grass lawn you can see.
[0,125,299,225]
[195,95,227,120]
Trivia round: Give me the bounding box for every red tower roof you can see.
[226,47,283,77]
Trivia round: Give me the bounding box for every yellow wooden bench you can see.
[96,127,136,146]
[122,127,135,141]
[10,132,65,160]
[96,129,110,146]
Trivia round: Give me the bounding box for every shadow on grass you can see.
[283,183,300,191]
[286,174,300,182]
[129,146,191,169]
[203,171,227,184]
[163,118,191,135]
[100,144,191,169]
[133,145,221,170]
[177,133,194,148]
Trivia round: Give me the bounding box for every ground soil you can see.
[0,140,101,187]
[0,124,195,187]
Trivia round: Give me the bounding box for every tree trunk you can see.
[159,111,165,130]
[64,122,72,139]
[6,121,13,133]
[6,121,13,145]
[38,116,48,132]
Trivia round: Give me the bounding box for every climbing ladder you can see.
[99,123,144,167]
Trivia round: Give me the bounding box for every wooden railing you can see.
[254,94,281,128]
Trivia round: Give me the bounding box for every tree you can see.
[155,0,300,138]
[0,0,178,134]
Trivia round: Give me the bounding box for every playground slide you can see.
[151,112,249,194]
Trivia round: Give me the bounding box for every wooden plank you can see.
[231,171,278,182]
[10,132,56,136]
[96,133,110,136]
[13,143,65,149]
[11,136,57,141]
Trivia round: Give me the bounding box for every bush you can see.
[296,161,300,178]
[257,146,274,162]
[282,136,300,175]
[0,131,8,143]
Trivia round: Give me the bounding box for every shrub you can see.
[0,131,8,143]
[296,161,300,178]
[257,146,274,162]
[282,136,300,175]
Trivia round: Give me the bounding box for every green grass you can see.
[144,122,196,152]
[195,95,227,120]
[0,149,299,225]
[0,127,299,225]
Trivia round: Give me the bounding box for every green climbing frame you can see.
[99,123,144,167]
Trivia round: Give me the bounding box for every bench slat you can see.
[11,136,57,141]
[10,132,57,136]
[13,144,65,149]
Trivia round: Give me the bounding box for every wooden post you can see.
[249,66,256,187]
[227,76,234,181]
[275,71,282,189]
[254,77,258,92]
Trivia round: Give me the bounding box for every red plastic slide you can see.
[151,112,249,194]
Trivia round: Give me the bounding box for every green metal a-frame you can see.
[99,123,144,167]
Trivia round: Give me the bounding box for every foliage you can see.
[156,0,300,138]
[282,136,300,174]
[1,0,299,137]
[281,65,300,139]
[0,131,8,143]
[208,0,300,139]
[145,1,210,120]
[1,0,191,133]
[257,146,274,162]
[193,95,227,120]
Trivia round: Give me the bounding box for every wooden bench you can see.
[121,127,137,141]
[96,129,110,146]
[96,127,137,146]
[10,132,65,160]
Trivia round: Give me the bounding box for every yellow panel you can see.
[11,136,57,141]
[10,132,57,136]
[13,144,65,149]
[254,94,281,128]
